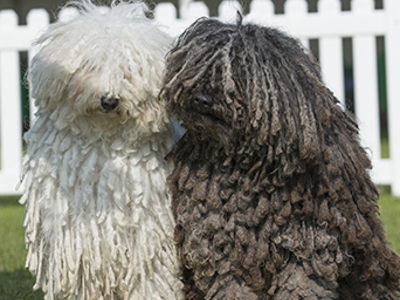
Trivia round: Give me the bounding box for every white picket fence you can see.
[0,0,400,196]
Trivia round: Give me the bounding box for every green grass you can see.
[381,136,390,159]
[0,192,399,299]
[378,188,400,255]
[0,196,44,300]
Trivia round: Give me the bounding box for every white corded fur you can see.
[19,1,184,299]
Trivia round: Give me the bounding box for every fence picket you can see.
[154,3,189,36]
[285,0,307,15]
[246,0,274,22]
[353,0,375,12]
[218,0,242,23]
[58,7,79,22]
[385,0,400,196]
[352,0,383,184]
[318,0,344,104]
[0,10,22,194]
[154,2,177,25]
[319,0,341,13]
[353,35,381,161]
[182,1,209,21]
[319,37,345,105]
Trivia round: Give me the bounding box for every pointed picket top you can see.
[0,9,18,28]
[26,9,49,54]
[319,0,341,14]
[384,0,400,196]
[353,0,375,13]
[246,0,274,23]
[57,6,79,22]
[154,2,177,23]
[27,9,50,28]
[285,0,307,15]
[179,0,191,20]
[219,0,242,23]
[182,1,209,21]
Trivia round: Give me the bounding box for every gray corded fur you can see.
[161,17,400,300]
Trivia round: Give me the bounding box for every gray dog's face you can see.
[162,18,333,159]
[161,20,262,145]
[166,72,241,144]
[164,56,244,144]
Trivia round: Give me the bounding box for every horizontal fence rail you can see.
[0,0,399,196]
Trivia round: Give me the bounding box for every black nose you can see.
[101,97,119,111]
[192,93,213,112]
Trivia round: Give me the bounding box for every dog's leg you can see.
[272,259,339,300]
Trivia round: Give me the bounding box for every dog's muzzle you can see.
[101,96,119,111]
[192,93,213,114]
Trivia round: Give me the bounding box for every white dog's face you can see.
[29,2,172,138]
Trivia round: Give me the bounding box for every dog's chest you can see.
[22,125,182,299]
[26,133,173,228]
[172,154,263,228]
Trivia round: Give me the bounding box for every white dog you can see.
[18,1,184,299]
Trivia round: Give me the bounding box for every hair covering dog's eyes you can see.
[19,1,184,299]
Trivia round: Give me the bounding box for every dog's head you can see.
[162,18,351,164]
[29,0,172,138]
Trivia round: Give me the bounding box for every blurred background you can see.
[0,0,385,20]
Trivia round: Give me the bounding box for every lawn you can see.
[0,196,44,300]
[378,188,400,254]
[0,191,399,299]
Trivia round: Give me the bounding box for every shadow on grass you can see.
[0,196,22,207]
[0,268,43,300]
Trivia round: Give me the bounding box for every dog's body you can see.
[19,1,183,299]
[161,18,400,300]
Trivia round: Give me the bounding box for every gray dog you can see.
[161,17,400,300]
